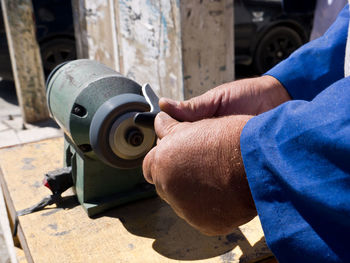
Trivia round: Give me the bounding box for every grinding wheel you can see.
[89,94,156,169]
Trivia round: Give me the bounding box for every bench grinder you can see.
[46,59,159,217]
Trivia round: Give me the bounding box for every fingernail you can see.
[160,97,179,107]
[156,111,170,121]
[155,112,174,126]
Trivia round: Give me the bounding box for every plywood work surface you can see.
[0,137,273,263]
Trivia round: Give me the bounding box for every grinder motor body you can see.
[46,59,157,216]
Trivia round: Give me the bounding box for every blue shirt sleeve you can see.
[265,4,349,101]
[240,76,350,262]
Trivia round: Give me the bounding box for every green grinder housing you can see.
[46,59,156,216]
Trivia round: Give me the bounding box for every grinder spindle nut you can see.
[125,128,144,146]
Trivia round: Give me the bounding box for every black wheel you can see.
[40,38,76,77]
[254,26,303,74]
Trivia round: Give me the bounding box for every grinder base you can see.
[64,136,156,217]
[82,184,155,217]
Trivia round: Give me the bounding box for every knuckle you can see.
[187,99,197,112]
[178,100,188,110]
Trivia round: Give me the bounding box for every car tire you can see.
[40,37,76,77]
[253,26,303,74]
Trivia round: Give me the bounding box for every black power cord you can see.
[13,167,73,236]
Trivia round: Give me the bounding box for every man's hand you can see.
[143,112,257,236]
[143,76,288,235]
[160,75,290,122]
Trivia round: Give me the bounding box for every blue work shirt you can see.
[240,5,350,263]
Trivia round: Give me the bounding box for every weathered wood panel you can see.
[115,0,184,100]
[1,0,49,123]
[0,137,273,263]
[72,0,184,100]
[72,0,120,70]
[181,0,235,98]
[72,0,234,100]
[71,0,89,60]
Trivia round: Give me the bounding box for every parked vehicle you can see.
[235,0,314,74]
[0,0,76,80]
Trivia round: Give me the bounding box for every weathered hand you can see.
[143,112,257,235]
[160,75,290,121]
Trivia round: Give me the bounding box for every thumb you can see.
[155,111,179,139]
[142,146,156,184]
[159,92,220,122]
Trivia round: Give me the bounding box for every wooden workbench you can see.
[0,137,274,263]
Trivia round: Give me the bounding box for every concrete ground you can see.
[0,80,62,263]
[0,81,62,148]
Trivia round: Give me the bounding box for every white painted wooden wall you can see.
[73,0,234,100]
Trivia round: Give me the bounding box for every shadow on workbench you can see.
[33,195,80,216]
[94,197,270,262]
[56,195,80,209]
